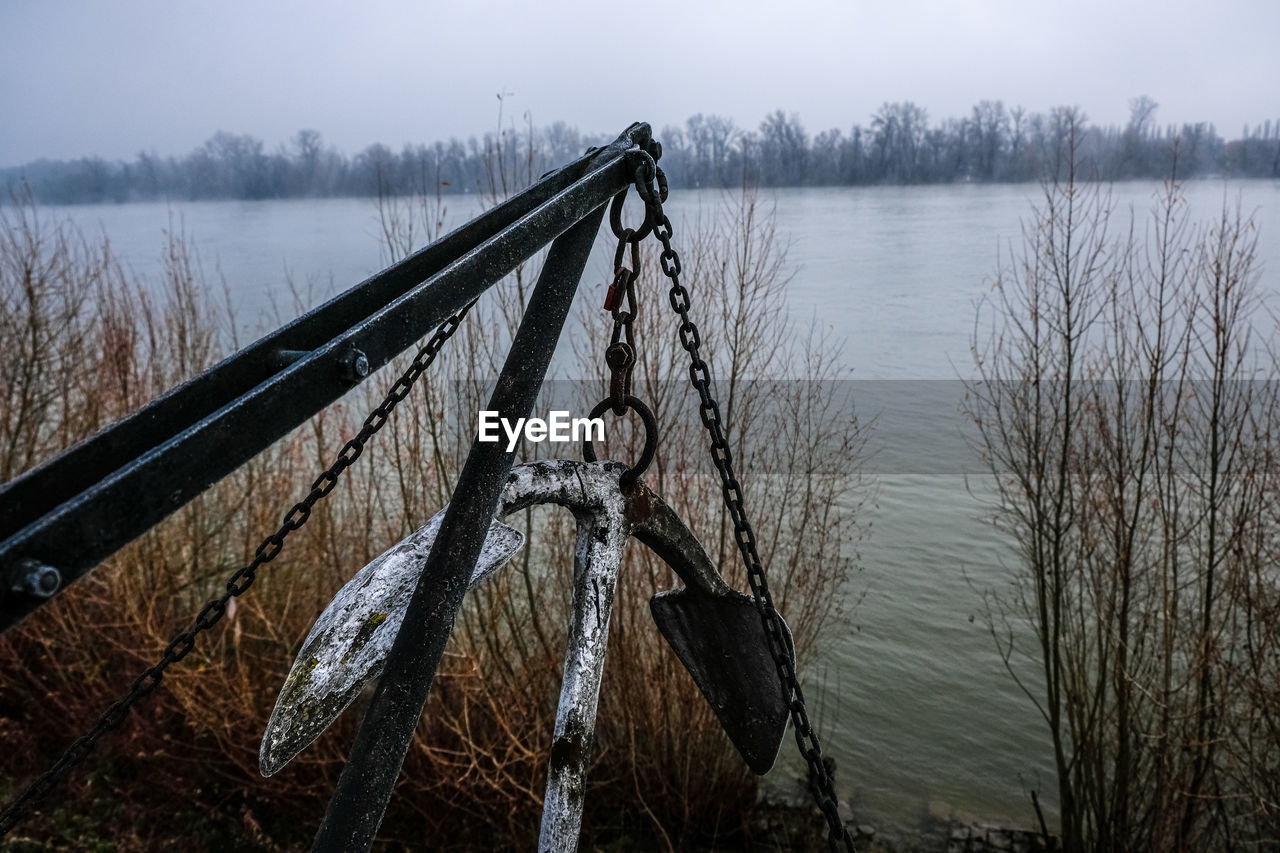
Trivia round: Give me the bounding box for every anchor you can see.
[260,458,794,850]
[0,123,851,850]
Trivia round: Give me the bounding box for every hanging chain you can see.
[602,233,640,416]
[586,189,656,485]
[0,301,474,836]
[621,148,856,851]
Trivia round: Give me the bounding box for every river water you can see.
[46,179,1280,829]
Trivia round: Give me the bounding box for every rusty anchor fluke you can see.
[622,469,795,776]
[260,459,794,850]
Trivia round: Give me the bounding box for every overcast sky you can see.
[3,0,1277,167]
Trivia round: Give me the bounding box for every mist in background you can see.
[3,0,1277,168]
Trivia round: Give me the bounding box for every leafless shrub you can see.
[0,172,865,849]
[966,121,1279,852]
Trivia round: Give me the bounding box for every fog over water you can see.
[3,0,1278,166]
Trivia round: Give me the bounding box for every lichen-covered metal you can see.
[502,461,790,850]
[500,460,629,852]
[259,513,524,777]
[263,458,793,852]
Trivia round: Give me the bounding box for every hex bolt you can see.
[605,342,634,370]
[340,348,371,384]
[10,559,62,599]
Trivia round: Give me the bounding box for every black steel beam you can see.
[0,143,607,543]
[0,124,648,632]
[310,203,606,853]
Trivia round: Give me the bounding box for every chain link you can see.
[592,188,654,484]
[632,156,856,851]
[603,230,640,416]
[0,302,473,836]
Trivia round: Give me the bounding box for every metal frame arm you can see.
[0,123,653,632]
[311,200,607,853]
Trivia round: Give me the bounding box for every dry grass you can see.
[0,184,865,851]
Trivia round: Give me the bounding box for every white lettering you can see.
[477,410,606,450]
[548,410,570,442]
[573,416,604,443]
[502,417,525,453]
[477,410,500,442]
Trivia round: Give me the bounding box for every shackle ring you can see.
[609,188,653,243]
[581,395,658,485]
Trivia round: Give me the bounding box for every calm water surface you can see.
[51,180,1280,828]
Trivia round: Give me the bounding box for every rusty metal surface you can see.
[259,511,523,777]
[650,588,792,775]
[626,486,731,598]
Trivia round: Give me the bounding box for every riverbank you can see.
[757,773,1057,853]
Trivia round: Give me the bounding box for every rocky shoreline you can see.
[754,804,1057,852]
[755,774,1059,852]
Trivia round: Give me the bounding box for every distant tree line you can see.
[0,121,597,205]
[667,99,1280,187]
[5,98,1278,204]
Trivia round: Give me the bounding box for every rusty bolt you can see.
[10,559,61,599]
[340,348,371,384]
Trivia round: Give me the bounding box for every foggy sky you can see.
[3,0,1277,168]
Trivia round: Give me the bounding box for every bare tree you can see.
[966,114,1276,852]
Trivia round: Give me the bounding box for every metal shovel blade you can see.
[649,588,795,775]
[259,510,524,776]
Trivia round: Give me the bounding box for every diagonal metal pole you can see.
[0,147,629,633]
[311,203,606,852]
